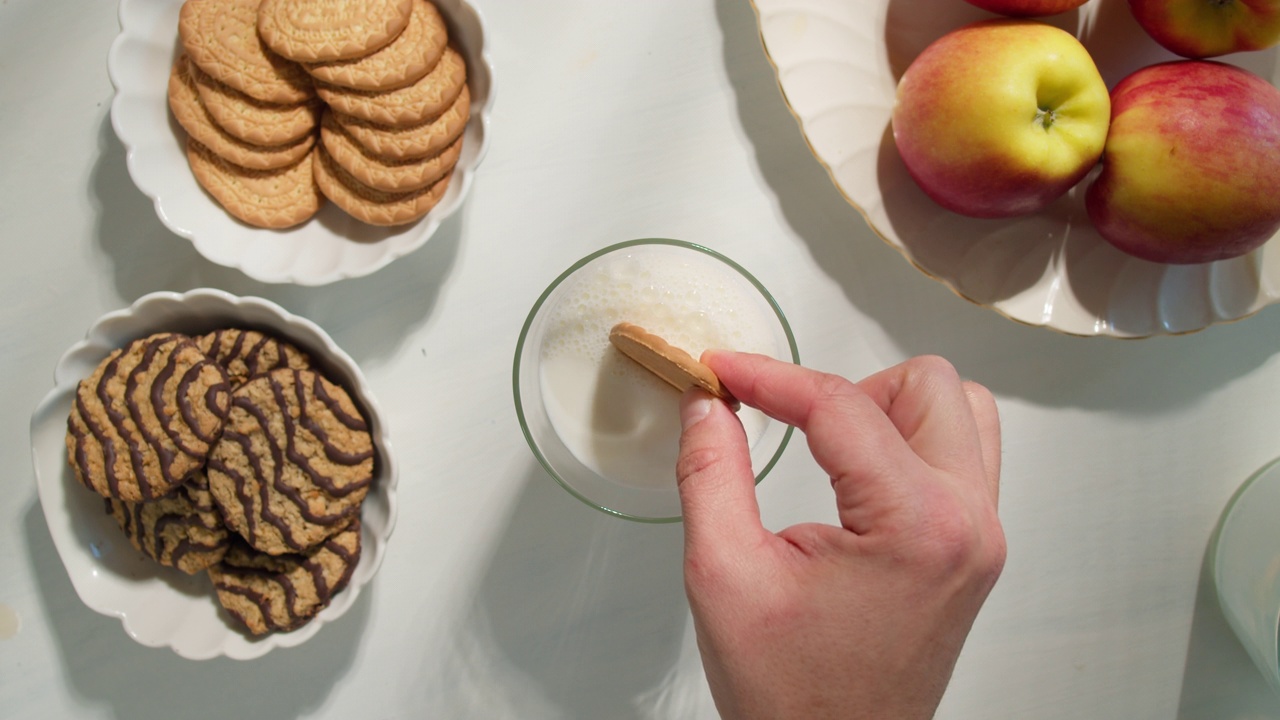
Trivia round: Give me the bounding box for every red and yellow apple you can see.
[1128,0,1280,59]
[1085,61,1280,264]
[892,19,1111,218]
[965,0,1090,17]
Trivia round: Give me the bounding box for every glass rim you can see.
[512,238,800,523]
[1209,456,1280,574]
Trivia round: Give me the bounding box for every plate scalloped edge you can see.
[30,289,399,660]
[749,0,1280,338]
[106,0,496,286]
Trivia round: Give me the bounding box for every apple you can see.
[1128,0,1280,59]
[965,0,1091,17]
[892,19,1111,218]
[1085,61,1280,264]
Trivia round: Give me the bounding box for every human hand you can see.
[676,352,1004,720]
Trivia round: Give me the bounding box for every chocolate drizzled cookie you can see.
[64,325,378,636]
[66,333,231,503]
[197,328,312,389]
[209,518,362,635]
[105,471,231,574]
[207,367,374,555]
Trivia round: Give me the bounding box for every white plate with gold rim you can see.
[752,0,1280,337]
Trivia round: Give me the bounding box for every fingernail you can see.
[681,392,713,430]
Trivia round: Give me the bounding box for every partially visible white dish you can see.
[29,289,398,660]
[107,0,494,285]
[753,0,1280,337]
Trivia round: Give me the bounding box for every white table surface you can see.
[3,0,1280,718]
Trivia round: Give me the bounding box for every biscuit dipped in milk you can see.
[537,243,785,490]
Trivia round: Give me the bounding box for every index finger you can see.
[702,351,927,531]
[705,351,991,498]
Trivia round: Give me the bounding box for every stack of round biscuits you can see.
[171,0,469,229]
[65,328,377,635]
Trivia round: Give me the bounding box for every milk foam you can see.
[538,244,781,490]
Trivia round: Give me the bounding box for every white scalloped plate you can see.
[107,0,494,285]
[29,290,398,660]
[753,0,1280,337]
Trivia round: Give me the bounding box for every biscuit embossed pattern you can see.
[109,0,494,285]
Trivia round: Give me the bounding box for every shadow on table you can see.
[1176,522,1280,719]
[87,115,462,370]
[23,494,372,720]
[425,464,702,719]
[714,0,1280,413]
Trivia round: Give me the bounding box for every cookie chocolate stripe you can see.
[228,388,356,550]
[213,565,304,633]
[305,554,331,598]
[129,338,182,499]
[318,529,359,595]
[148,344,192,460]
[243,333,273,376]
[207,328,288,378]
[312,374,369,432]
[70,333,231,503]
[173,359,230,448]
[67,409,113,496]
[136,336,230,499]
[214,422,298,548]
[214,581,281,632]
[169,539,198,570]
[96,348,152,498]
[208,367,372,556]
[221,329,250,366]
[286,372,373,492]
[239,387,358,525]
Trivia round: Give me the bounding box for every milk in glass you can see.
[537,243,783,489]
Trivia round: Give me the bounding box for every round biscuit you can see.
[187,139,324,229]
[314,43,466,128]
[105,473,231,575]
[330,83,469,161]
[209,519,361,635]
[169,56,316,172]
[206,368,374,556]
[65,333,231,503]
[197,328,313,389]
[303,0,448,91]
[608,323,734,401]
[257,0,414,62]
[320,109,461,193]
[313,145,453,226]
[192,62,320,147]
[179,0,315,105]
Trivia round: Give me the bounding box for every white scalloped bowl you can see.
[29,289,398,660]
[107,0,494,285]
[753,0,1280,337]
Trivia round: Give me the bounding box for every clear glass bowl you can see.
[513,239,799,522]
[1210,457,1280,694]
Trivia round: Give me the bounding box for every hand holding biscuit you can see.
[675,352,1005,720]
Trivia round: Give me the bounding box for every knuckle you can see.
[811,372,864,416]
[911,496,1005,583]
[909,354,960,382]
[676,444,726,485]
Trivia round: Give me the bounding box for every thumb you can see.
[676,389,765,550]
